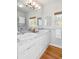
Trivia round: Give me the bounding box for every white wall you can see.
[42,0,62,27]
[42,1,62,47]
[28,10,43,17]
[17,10,28,17]
[43,1,62,15]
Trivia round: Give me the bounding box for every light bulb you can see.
[32,2,36,5]
[35,4,38,8]
[19,4,23,8]
[38,6,41,9]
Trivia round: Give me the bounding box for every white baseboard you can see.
[49,43,62,48]
[38,46,48,59]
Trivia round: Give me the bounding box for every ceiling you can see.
[33,0,56,5]
[17,0,54,5]
[17,0,62,13]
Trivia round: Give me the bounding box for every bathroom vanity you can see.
[17,30,50,59]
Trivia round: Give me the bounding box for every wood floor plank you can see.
[40,45,62,59]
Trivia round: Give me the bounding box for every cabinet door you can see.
[18,45,34,59]
[22,35,49,59]
[22,43,41,59]
[37,33,50,58]
[18,32,50,59]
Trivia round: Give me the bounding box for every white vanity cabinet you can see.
[18,30,50,59]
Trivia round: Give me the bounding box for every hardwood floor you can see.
[40,45,62,59]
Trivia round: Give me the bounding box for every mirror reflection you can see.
[17,0,43,34]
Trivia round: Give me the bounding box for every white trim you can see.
[49,43,62,48]
[38,45,48,59]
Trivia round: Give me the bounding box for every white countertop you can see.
[17,30,49,50]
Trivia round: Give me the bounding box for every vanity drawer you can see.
[18,44,35,59]
[21,44,40,59]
